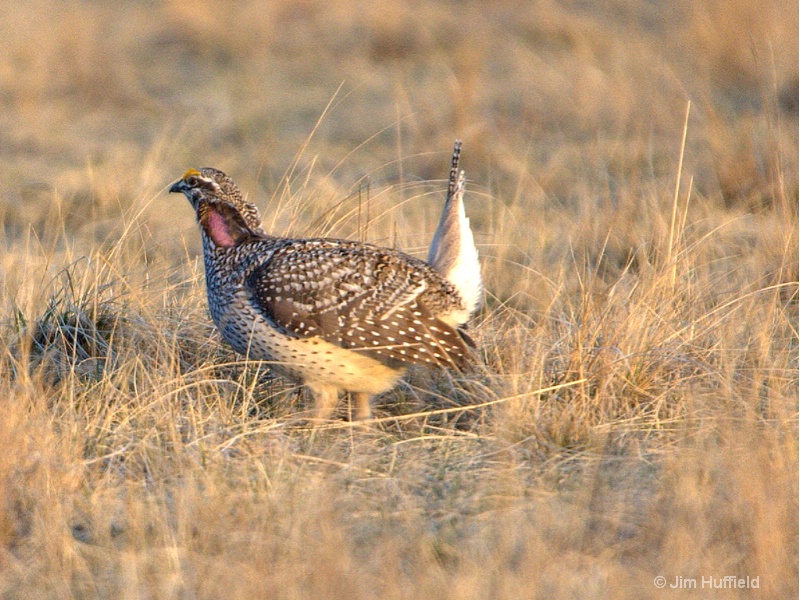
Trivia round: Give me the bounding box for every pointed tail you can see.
[428,141,482,322]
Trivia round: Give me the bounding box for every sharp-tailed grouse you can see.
[169,142,481,420]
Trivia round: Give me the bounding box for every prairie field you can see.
[0,0,797,598]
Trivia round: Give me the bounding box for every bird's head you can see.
[169,167,263,231]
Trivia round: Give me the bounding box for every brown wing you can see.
[244,239,473,370]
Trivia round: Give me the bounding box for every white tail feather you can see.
[428,141,482,324]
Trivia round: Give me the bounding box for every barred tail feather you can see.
[428,141,482,323]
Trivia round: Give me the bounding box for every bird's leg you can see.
[352,392,372,421]
[307,381,340,421]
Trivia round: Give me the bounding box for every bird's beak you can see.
[169,179,186,194]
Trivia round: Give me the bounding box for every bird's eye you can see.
[185,176,199,187]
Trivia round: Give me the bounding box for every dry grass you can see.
[0,0,797,598]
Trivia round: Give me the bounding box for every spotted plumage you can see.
[169,143,481,420]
